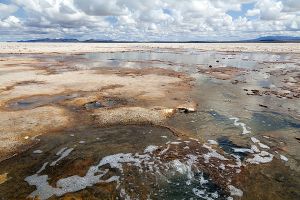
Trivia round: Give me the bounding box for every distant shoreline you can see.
[9,36,300,43]
[1,42,300,54]
[10,41,300,43]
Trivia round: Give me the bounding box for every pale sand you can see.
[0,42,300,54]
[0,106,71,161]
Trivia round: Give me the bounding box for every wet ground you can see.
[0,46,299,199]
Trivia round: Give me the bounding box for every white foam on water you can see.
[192,188,219,200]
[169,159,190,175]
[144,145,159,154]
[199,173,209,185]
[280,155,288,162]
[228,185,243,197]
[170,141,181,144]
[207,140,218,145]
[56,147,68,155]
[120,188,131,200]
[98,153,151,173]
[250,137,260,143]
[25,140,248,200]
[159,144,170,155]
[233,148,254,153]
[219,163,226,170]
[26,152,147,199]
[33,150,43,154]
[193,188,205,196]
[226,155,242,173]
[203,144,228,163]
[25,169,118,200]
[229,117,251,134]
[168,154,198,181]
[258,142,270,149]
[246,151,274,164]
[36,162,48,174]
[50,148,74,166]
[251,145,260,153]
[251,137,270,149]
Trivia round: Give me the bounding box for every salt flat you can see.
[1,42,300,54]
[0,43,299,200]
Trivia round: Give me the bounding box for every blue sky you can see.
[0,0,299,41]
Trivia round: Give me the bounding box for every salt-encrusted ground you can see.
[1,42,300,54]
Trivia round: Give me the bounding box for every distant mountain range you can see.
[15,36,300,43]
[244,36,300,42]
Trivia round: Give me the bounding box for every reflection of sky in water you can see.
[209,110,300,132]
[249,111,300,132]
[84,51,259,69]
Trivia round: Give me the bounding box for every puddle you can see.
[84,101,103,110]
[5,93,80,111]
[83,97,130,110]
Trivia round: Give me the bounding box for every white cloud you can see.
[0,3,18,19]
[283,0,300,12]
[0,0,299,41]
[74,0,128,16]
[256,0,283,20]
[0,16,21,28]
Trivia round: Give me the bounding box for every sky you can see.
[0,0,299,41]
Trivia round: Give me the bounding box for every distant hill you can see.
[15,36,300,43]
[244,36,300,42]
[83,39,115,43]
[17,38,80,43]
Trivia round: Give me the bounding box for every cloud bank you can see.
[0,0,299,41]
